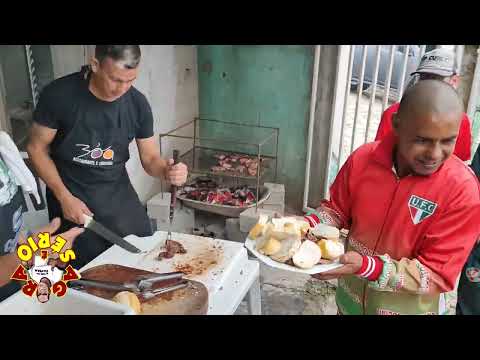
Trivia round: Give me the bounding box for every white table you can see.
[80,231,262,315]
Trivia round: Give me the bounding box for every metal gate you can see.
[327,45,466,191]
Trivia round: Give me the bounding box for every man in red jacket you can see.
[375,48,472,161]
[308,80,480,315]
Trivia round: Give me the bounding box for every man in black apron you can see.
[26,45,188,269]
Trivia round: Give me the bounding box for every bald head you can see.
[392,79,465,177]
[397,79,463,127]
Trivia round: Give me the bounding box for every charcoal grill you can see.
[160,118,279,215]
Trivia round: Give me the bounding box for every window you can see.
[0,45,54,150]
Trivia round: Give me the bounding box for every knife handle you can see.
[170,150,180,209]
[69,279,137,293]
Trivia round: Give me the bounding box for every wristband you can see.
[355,255,384,281]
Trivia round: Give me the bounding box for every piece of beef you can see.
[157,240,187,260]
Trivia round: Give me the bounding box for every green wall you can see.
[197,45,314,210]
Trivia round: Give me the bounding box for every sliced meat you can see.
[157,240,187,260]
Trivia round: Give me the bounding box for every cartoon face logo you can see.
[36,277,52,303]
[11,232,80,302]
[466,267,480,283]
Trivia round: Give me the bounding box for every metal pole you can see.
[25,45,39,108]
[365,45,382,144]
[338,45,355,167]
[467,47,480,124]
[159,133,164,198]
[351,45,368,153]
[274,128,279,181]
[255,144,261,213]
[303,45,321,211]
[322,45,350,200]
[193,117,197,170]
[382,45,396,114]
[455,45,464,75]
[397,45,410,101]
[419,45,427,59]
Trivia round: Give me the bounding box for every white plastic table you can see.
[80,231,262,315]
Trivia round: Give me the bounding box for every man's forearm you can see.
[143,154,168,179]
[0,252,21,287]
[27,146,71,201]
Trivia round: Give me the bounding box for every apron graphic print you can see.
[72,143,115,166]
[408,195,437,225]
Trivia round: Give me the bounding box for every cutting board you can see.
[79,264,209,315]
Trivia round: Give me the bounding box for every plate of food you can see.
[244,216,345,274]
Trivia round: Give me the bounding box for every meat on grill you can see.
[211,153,264,176]
[178,178,257,207]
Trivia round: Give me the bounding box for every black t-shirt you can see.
[30,67,155,247]
[33,66,154,159]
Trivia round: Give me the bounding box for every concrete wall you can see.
[0,45,31,109]
[125,45,199,203]
[50,45,86,79]
[197,45,314,211]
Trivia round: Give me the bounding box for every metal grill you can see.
[24,45,39,108]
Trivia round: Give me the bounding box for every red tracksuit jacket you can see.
[321,133,480,296]
[375,102,472,161]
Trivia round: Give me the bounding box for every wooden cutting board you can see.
[79,264,209,315]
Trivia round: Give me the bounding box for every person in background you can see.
[375,48,472,162]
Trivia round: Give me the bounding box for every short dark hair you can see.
[95,45,141,69]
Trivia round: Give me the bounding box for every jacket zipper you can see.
[361,170,403,314]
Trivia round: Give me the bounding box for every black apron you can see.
[46,72,152,269]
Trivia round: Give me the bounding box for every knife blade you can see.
[167,149,180,242]
[83,215,142,254]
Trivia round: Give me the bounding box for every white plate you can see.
[244,237,343,275]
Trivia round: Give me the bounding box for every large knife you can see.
[167,149,180,242]
[83,215,142,254]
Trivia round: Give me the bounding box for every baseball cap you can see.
[411,48,457,77]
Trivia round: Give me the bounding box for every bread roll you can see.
[249,223,264,240]
[317,239,344,260]
[113,291,142,314]
[311,223,340,240]
[270,235,301,263]
[284,222,301,237]
[292,240,322,269]
[298,221,310,237]
[260,237,282,255]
